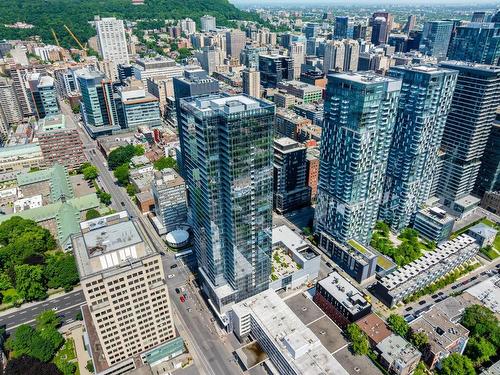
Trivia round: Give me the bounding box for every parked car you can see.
[180,296,185,303]
[418,300,427,305]
[405,306,413,312]
[170,264,178,269]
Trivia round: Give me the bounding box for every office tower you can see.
[493,10,500,23]
[117,63,134,84]
[379,66,457,231]
[240,45,266,68]
[370,12,393,45]
[178,93,275,313]
[226,30,246,61]
[77,68,120,138]
[0,77,22,125]
[315,72,401,245]
[258,55,294,88]
[472,11,487,23]
[404,15,417,33]
[475,115,500,196]
[95,17,129,79]
[195,46,224,74]
[437,62,500,206]
[290,42,305,79]
[27,74,59,119]
[115,78,161,130]
[133,56,183,84]
[273,137,311,214]
[152,168,188,232]
[180,18,196,35]
[353,23,371,41]
[306,37,319,56]
[304,23,320,39]
[343,39,359,72]
[420,21,454,59]
[323,40,345,74]
[448,23,500,65]
[9,65,46,117]
[200,15,216,32]
[334,17,350,39]
[74,212,175,372]
[242,67,260,98]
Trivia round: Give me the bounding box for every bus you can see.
[174,249,193,259]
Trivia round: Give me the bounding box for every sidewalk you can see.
[64,323,92,375]
[0,286,82,318]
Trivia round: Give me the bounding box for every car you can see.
[451,284,459,290]
[121,202,125,207]
[325,262,332,268]
[471,276,477,281]
[438,291,444,296]
[418,300,426,305]
[167,274,175,279]
[187,307,192,312]
[497,264,500,268]
[170,264,178,269]
[183,293,188,299]
[404,314,416,323]
[175,288,180,294]
[180,296,185,303]
[159,251,165,256]
[431,294,438,299]
[405,306,413,312]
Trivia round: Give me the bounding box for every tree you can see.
[45,253,79,291]
[0,272,13,290]
[410,331,428,351]
[438,353,475,375]
[413,361,427,375]
[346,324,369,355]
[70,103,80,114]
[97,190,112,206]
[39,327,64,352]
[114,164,130,186]
[461,304,500,349]
[126,183,138,197]
[5,355,62,375]
[82,165,99,180]
[5,325,36,358]
[387,314,410,337]
[465,337,496,366]
[107,145,136,169]
[85,209,100,220]
[153,156,178,171]
[134,145,145,156]
[36,310,61,330]
[57,361,77,375]
[15,265,46,301]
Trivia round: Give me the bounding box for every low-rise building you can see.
[275,108,311,140]
[293,102,324,126]
[356,313,393,347]
[129,165,155,192]
[270,225,320,290]
[413,206,454,243]
[277,80,323,103]
[229,289,349,375]
[136,191,155,213]
[375,334,421,375]
[481,191,500,215]
[467,223,498,248]
[313,270,372,329]
[480,359,500,375]
[463,274,500,318]
[409,302,469,369]
[0,143,44,173]
[274,91,297,108]
[375,235,479,307]
[319,233,378,283]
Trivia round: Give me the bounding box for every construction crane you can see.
[63,24,87,51]
[51,28,61,48]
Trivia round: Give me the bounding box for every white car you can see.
[167,274,175,279]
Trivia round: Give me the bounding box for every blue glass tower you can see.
[379,65,458,230]
[315,72,401,245]
[447,23,500,65]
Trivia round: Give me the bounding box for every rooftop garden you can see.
[270,247,301,281]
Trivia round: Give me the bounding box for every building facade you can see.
[420,21,454,59]
[258,55,294,88]
[475,118,500,196]
[242,67,260,98]
[95,17,129,79]
[447,23,500,65]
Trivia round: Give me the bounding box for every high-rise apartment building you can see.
[472,11,487,23]
[323,40,345,74]
[334,17,350,39]
[225,30,246,61]
[152,168,188,232]
[180,18,196,35]
[290,42,305,79]
[420,21,454,59]
[315,72,401,245]
[132,56,183,84]
[258,55,294,88]
[273,137,311,214]
[242,67,260,98]
[200,15,216,32]
[448,23,500,65]
[178,94,275,313]
[95,17,129,79]
[379,65,457,230]
[74,212,175,373]
[370,12,393,45]
[343,39,359,72]
[475,116,500,196]
[27,73,59,119]
[403,15,417,33]
[195,46,225,74]
[437,62,500,206]
[0,77,22,126]
[9,64,46,117]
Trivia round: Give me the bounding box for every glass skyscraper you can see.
[379,65,457,230]
[315,72,401,245]
[437,61,500,206]
[420,20,454,59]
[447,23,500,65]
[178,94,275,313]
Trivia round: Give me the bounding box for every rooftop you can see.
[464,274,500,315]
[440,60,500,74]
[182,94,272,116]
[468,223,498,240]
[328,71,401,88]
[356,313,392,345]
[318,271,371,315]
[376,334,420,368]
[0,143,42,159]
[417,206,455,225]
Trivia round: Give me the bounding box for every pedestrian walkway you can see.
[65,323,92,375]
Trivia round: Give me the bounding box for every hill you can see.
[0,0,259,49]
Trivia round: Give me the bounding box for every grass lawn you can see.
[53,338,79,375]
[1,288,22,305]
[480,246,499,260]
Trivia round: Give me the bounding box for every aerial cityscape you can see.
[0,1,500,375]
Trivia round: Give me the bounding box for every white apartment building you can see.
[95,17,129,79]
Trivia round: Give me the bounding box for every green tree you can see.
[97,190,112,206]
[5,355,63,375]
[410,331,428,351]
[0,272,13,290]
[39,327,64,352]
[82,165,99,180]
[465,337,496,366]
[45,253,79,291]
[36,310,61,330]
[414,361,427,375]
[461,304,500,348]
[153,156,178,171]
[134,145,145,156]
[71,103,80,114]
[114,164,130,186]
[107,145,136,169]
[387,314,410,337]
[438,353,475,375]
[5,325,36,358]
[126,183,138,196]
[346,323,369,355]
[85,208,101,220]
[15,265,46,301]
[57,361,77,375]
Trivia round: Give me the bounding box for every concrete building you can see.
[380,65,457,231]
[242,67,260,98]
[290,42,305,79]
[319,234,378,283]
[9,64,46,117]
[315,72,401,245]
[300,70,327,89]
[74,211,176,373]
[27,74,59,119]
[230,289,349,375]
[480,360,500,375]
[195,46,225,75]
[274,92,296,109]
[146,76,174,115]
[258,55,294,88]
[294,102,323,125]
[412,206,455,243]
[323,40,345,73]
[356,313,393,347]
[200,15,216,32]
[343,39,359,72]
[375,334,421,375]
[37,114,86,171]
[438,62,500,206]
[273,137,311,214]
[420,21,454,59]
[95,17,129,79]
[370,12,393,45]
[276,80,322,104]
[0,143,44,173]
[0,77,22,127]
[467,223,498,247]
[481,191,500,214]
[375,235,479,307]
[226,30,246,61]
[178,94,275,314]
[306,148,320,202]
[151,168,187,234]
[180,18,196,35]
[133,56,183,85]
[314,270,372,329]
[464,274,500,317]
[275,108,311,140]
